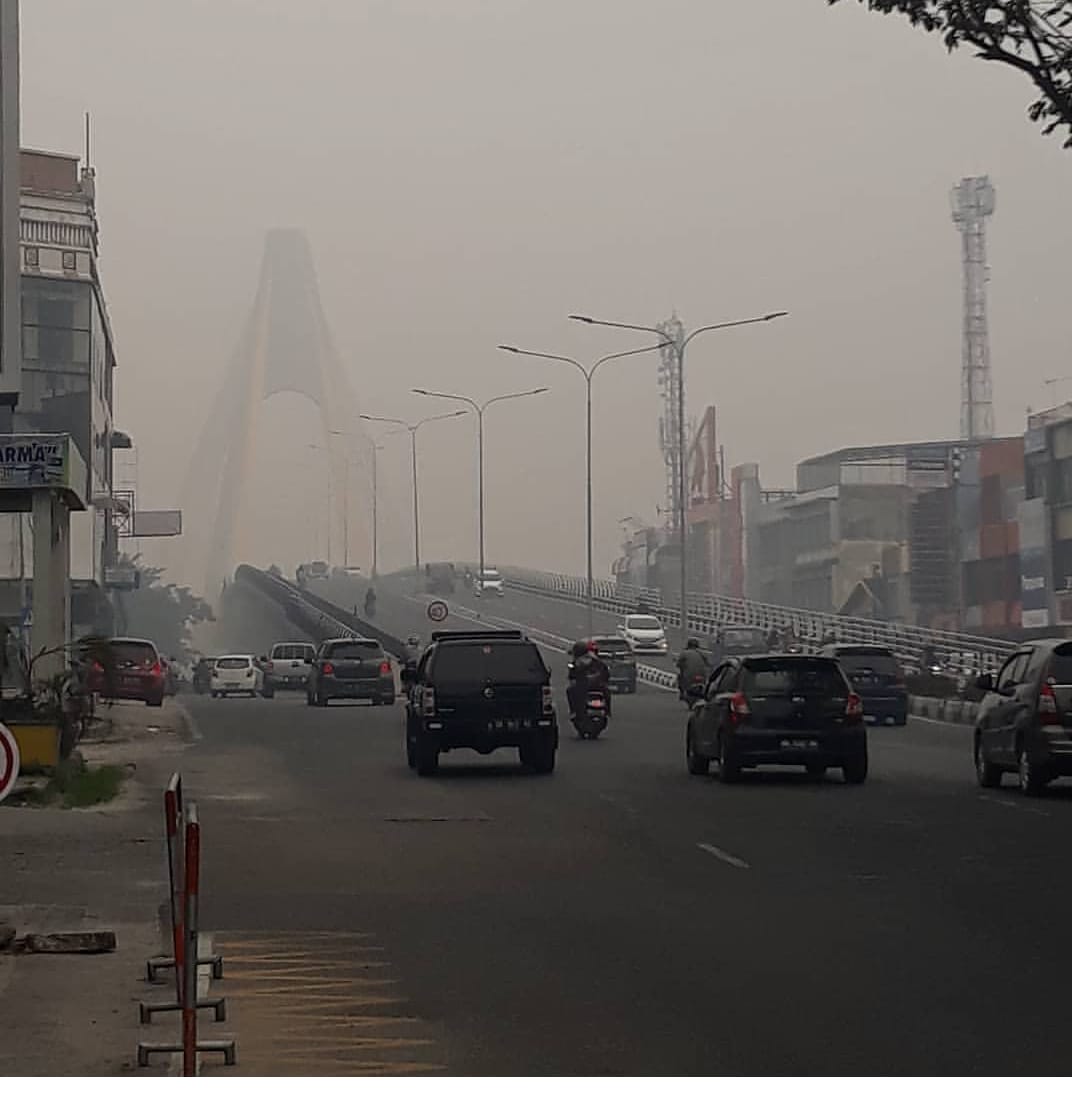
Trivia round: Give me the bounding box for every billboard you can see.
[1019,497,1050,629]
[0,434,75,489]
[131,509,182,537]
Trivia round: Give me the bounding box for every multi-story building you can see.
[0,149,118,634]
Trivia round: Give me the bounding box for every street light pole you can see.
[497,341,666,637]
[371,440,379,578]
[360,410,467,573]
[568,310,787,638]
[411,387,548,582]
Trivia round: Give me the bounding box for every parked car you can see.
[617,614,668,655]
[306,638,396,707]
[87,637,167,707]
[818,643,908,726]
[401,629,557,775]
[474,568,505,597]
[211,654,263,698]
[974,638,1072,795]
[588,635,637,693]
[685,654,867,783]
[262,641,317,696]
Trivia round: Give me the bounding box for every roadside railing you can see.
[496,566,1018,675]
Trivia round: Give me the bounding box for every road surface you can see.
[181,579,1072,1074]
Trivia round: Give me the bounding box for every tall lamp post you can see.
[568,310,787,637]
[412,386,547,584]
[359,410,467,573]
[497,340,666,636]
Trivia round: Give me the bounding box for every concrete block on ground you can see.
[22,930,117,954]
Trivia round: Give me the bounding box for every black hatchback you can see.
[974,638,1072,795]
[686,654,867,783]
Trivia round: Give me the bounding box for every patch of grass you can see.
[58,763,125,808]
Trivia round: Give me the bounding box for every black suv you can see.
[974,638,1072,795]
[818,643,908,725]
[401,630,558,776]
[686,654,868,783]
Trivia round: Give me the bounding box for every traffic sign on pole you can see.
[427,600,448,623]
[0,722,19,803]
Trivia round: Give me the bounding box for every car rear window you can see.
[325,641,383,660]
[1046,646,1072,683]
[272,644,312,659]
[217,656,250,669]
[836,648,900,677]
[594,638,630,653]
[109,640,158,666]
[742,659,847,697]
[432,642,547,685]
[627,616,661,629]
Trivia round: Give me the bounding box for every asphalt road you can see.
[185,578,1072,1075]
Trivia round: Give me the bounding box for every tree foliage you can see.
[119,554,215,660]
[830,2,1072,146]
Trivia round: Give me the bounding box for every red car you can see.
[87,637,167,707]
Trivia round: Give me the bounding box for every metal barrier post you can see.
[141,776,225,1024]
[182,802,199,1076]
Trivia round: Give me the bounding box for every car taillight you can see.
[542,685,553,715]
[422,687,436,715]
[729,692,750,725]
[1039,681,1060,726]
[845,693,863,722]
[322,662,334,675]
[245,668,253,678]
[379,660,392,676]
[150,660,163,676]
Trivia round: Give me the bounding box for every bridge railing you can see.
[494,565,1018,675]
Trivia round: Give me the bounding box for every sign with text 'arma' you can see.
[0,434,72,488]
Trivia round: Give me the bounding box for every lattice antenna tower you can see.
[655,314,685,532]
[950,176,996,441]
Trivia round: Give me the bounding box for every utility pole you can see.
[0,0,21,429]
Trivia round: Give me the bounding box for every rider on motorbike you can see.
[567,639,611,722]
[676,637,711,701]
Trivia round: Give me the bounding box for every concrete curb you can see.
[909,695,979,725]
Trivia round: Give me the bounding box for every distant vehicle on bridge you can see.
[296,560,329,586]
[425,562,456,595]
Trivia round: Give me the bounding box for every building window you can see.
[61,250,76,271]
[24,246,38,267]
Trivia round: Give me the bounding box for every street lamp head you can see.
[763,311,789,322]
[568,314,595,324]
[412,388,431,396]
[497,344,520,353]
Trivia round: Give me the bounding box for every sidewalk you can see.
[0,698,193,1076]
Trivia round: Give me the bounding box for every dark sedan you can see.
[589,636,637,693]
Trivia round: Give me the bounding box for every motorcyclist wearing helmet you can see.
[676,636,711,700]
[568,639,611,722]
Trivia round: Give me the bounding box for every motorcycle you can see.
[680,673,707,709]
[572,688,609,739]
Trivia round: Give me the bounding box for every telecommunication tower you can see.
[655,315,686,532]
[950,176,996,441]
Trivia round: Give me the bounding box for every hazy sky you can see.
[20,0,1072,586]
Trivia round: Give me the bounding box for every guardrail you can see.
[234,565,406,659]
[494,566,1017,674]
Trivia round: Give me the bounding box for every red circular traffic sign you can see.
[427,600,449,623]
[0,723,20,804]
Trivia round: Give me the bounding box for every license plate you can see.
[225,682,240,689]
[781,738,818,750]
[489,719,522,731]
